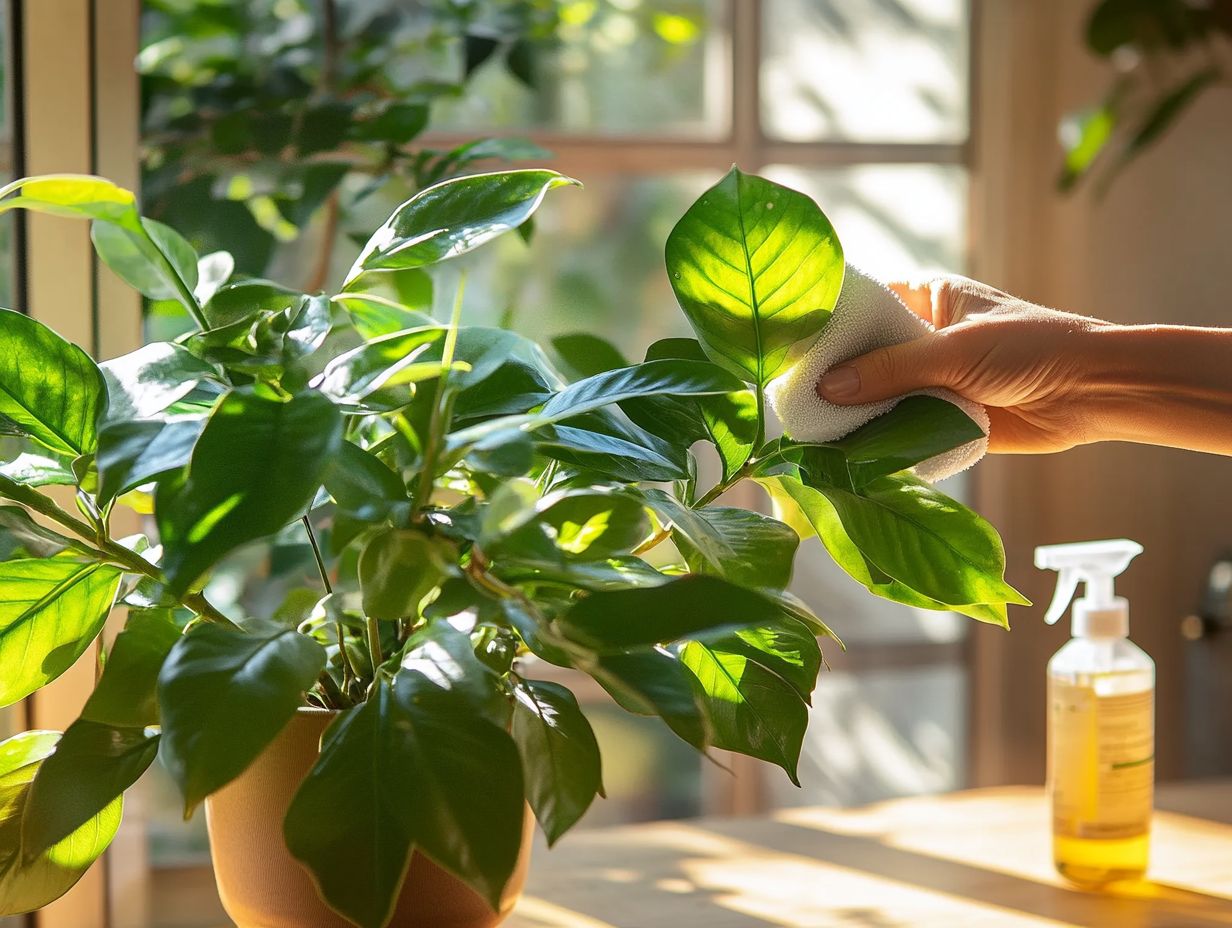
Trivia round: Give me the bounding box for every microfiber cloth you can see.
[765,264,989,483]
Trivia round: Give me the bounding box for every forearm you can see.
[1082,324,1232,454]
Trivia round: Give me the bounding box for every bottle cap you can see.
[1035,539,1142,638]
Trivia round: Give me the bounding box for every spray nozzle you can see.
[1035,538,1143,630]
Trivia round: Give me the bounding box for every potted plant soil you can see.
[0,168,1024,927]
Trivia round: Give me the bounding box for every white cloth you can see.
[765,264,989,483]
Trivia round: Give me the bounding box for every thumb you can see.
[816,336,948,405]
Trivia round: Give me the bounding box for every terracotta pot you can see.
[205,707,533,928]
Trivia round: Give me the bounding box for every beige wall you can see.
[970,0,1232,784]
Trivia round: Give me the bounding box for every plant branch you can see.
[411,271,466,521]
[0,475,236,628]
[301,515,333,594]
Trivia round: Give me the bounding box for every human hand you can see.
[814,275,1116,453]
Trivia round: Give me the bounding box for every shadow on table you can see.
[512,804,1232,928]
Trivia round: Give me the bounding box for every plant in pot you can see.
[0,168,1026,927]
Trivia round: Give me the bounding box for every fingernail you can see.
[818,366,860,400]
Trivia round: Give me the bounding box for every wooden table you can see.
[508,783,1232,928]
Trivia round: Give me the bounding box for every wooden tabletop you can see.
[508,782,1232,928]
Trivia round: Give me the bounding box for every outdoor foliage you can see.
[141,0,562,288]
[1060,0,1231,192]
[0,167,1024,927]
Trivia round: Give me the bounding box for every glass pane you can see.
[433,0,728,136]
[762,0,969,143]
[771,665,967,808]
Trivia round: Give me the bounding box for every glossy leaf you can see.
[0,507,77,559]
[313,326,447,408]
[324,441,410,522]
[761,475,1014,626]
[825,395,986,487]
[665,167,844,385]
[680,639,808,784]
[624,338,757,481]
[589,648,708,749]
[155,389,343,596]
[692,617,822,703]
[647,493,798,592]
[348,169,580,283]
[486,488,650,563]
[97,418,206,506]
[540,360,745,421]
[399,621,506,724]
[0,174,136,222]
[285,674,524,925]
[100,342,218,422]
[0,454,74,488]
[359,528,458,621]
[0,731,122,916]
[193,251,234,306]
[0,558,122,707]
[511,678,603,845]
[92,216,199,302]
[0,308,107,456]
[203,279,305,328]
[157,620,326,813]
[559,575,782,651]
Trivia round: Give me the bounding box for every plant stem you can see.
[301,515,333,594]
[0,475,237,628]
[411,271,466,520]
[365,616,384,682]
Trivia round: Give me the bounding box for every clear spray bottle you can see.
[1036,539,1154,885]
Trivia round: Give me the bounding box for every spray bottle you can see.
[1036,539,1154,885]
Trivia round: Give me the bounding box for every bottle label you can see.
[1049,679,1154,840]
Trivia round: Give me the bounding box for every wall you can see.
[970,0,1232,785]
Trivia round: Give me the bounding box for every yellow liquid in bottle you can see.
[1048,654,1154,886]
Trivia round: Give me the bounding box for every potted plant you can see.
[0,167,1025,927]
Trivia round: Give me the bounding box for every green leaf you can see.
[336,291,435,341]
[646,494,799,591]
[100,342,218,422]
[485,488,650,564]
[0,558,122,707]
[0,507,78,559]
[353,101,429,144]
[155,389,343,596]
[511,678,603,845]
[559,575,782,651]
[313,326,447,409]
[0,454,74,488]
[0,731,122,916]
[0,174,136,222]
[7,604,174,859]
[589,648,708,749]
[323,441,410,522]
[624,338,757,481]
[204,279,305,328]
[0,307,108,456]
[540,360,745,421]
[760,475,1016,626]
[821,474,1028,609]
[551,333,628,380]
[400,621,506,723]
[97,418,206,506]
[665,167,844,385]
[535,419,688,483]
[92,217,199,302]
[193,251,234,306]
[692,617,822,704]
[680,639,808,784]
[282,688,415,928]
[157,620,326,813]
[285,674,524,926]
[359,528,458,621]
[348,169,580,283]
[824,395,986,487]
[1122,68,1221,163]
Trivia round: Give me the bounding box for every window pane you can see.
[762,0,969,143]
[765,163,967,280]
[433,0,728,136]
[771,665,967,808]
